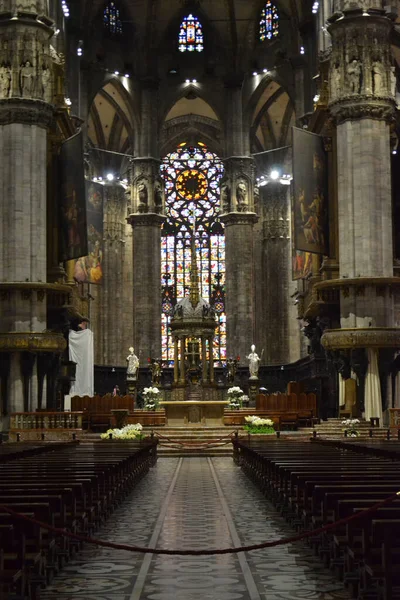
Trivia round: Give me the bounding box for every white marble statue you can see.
[41,66,52,103]
[390,66,397,98]
[247,344,263,380]
[0,65,11,99]
[372,60,385,96]
[20,60,35,97]
[126,346,139,380]
[347,59,361,94]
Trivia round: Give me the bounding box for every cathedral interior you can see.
[1,0,400,598]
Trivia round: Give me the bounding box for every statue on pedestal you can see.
[247,344,263,380]
[150,358,162,385]
[126,346,139,381]
[225,357,238,384]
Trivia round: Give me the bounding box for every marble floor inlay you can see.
[41,457,350,600]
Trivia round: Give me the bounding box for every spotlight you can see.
[106,173,114,181]
[185,79,190,84]
[393,149,397,155]
[114,71,120,75]
[192,78,197,83]
[300,46,305,55]
[64,97,72,106]
[124,73,130,78]
[263,68,268,74]
[253,71,258,76]
[270,170,280,180]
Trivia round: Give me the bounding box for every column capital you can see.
[329,97,396,125]
[0,98,54,128]
[220,212,258,226]
[127,213,166,227]
[327,10,395,119]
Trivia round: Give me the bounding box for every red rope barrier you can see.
[1,491,399,556]
[153,430,237,448]
[154,431,235,448]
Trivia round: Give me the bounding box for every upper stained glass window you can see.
[259,1,279,42]
[178,14,204,52]
[104,1,122,35]
[160,143,225,367]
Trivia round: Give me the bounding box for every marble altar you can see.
[159,401,230,427]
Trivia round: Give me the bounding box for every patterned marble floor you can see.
[41,457,350,600]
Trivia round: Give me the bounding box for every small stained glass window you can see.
[178,14,204,52]
[259,1,279,42]
[104,1,122,35]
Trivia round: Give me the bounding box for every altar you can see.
[160,401,230,427]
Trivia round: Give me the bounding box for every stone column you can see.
[174,337,179,384]
[97,184,128,366]
[209,337,215,383]
[256,183,299,365]
[128,213,165,364]
[202,336,207,383]
[221,211,258,365]
[179,336,186,384]
[128,78,165,366]
[0,3,66,416]
[222,79,259,365]
[321,2,399,414]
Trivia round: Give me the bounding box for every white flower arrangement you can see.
[244,415,275,434]
[143,386,160,410]
[227,386,244,409]
[341,418,360,437]
[101,423,143,440]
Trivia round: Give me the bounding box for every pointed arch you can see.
[178,14,204,52]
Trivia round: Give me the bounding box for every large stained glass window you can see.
[160,143,225,366]
[259,1,279,42]
[104,1,122,35]
[178,14,204,52]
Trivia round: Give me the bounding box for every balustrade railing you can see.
[10,412,83,430]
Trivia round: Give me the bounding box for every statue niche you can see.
[236,179,248,212]
[137,180,148,213]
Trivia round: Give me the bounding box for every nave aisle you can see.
[41,457,350,600]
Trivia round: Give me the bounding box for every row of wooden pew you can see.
[0,439,158,599]
[233,438,400,600]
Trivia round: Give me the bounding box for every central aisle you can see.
[41,457,349,600]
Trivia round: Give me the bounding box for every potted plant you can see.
[101,423,143,440]
[143,386,160,411]
[341,418,360,437]
[227,386,245,410]
[244,415,275,434]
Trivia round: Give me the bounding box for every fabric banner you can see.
[59,130,88,261]
[73,181,104,284]
[364,348,383,422]
[292,250,312,280]
[69,329,94,397]
[292,127,329,255]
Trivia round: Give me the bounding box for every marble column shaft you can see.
[222,213,258,364]
[129,214,164,364]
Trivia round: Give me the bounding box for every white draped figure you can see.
[126,346,139,380]
[247,344,263,379]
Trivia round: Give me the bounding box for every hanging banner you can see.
[59,130,88,261]
[292,249,313,280]
[73,181,104,285]
[292,127,329,255]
